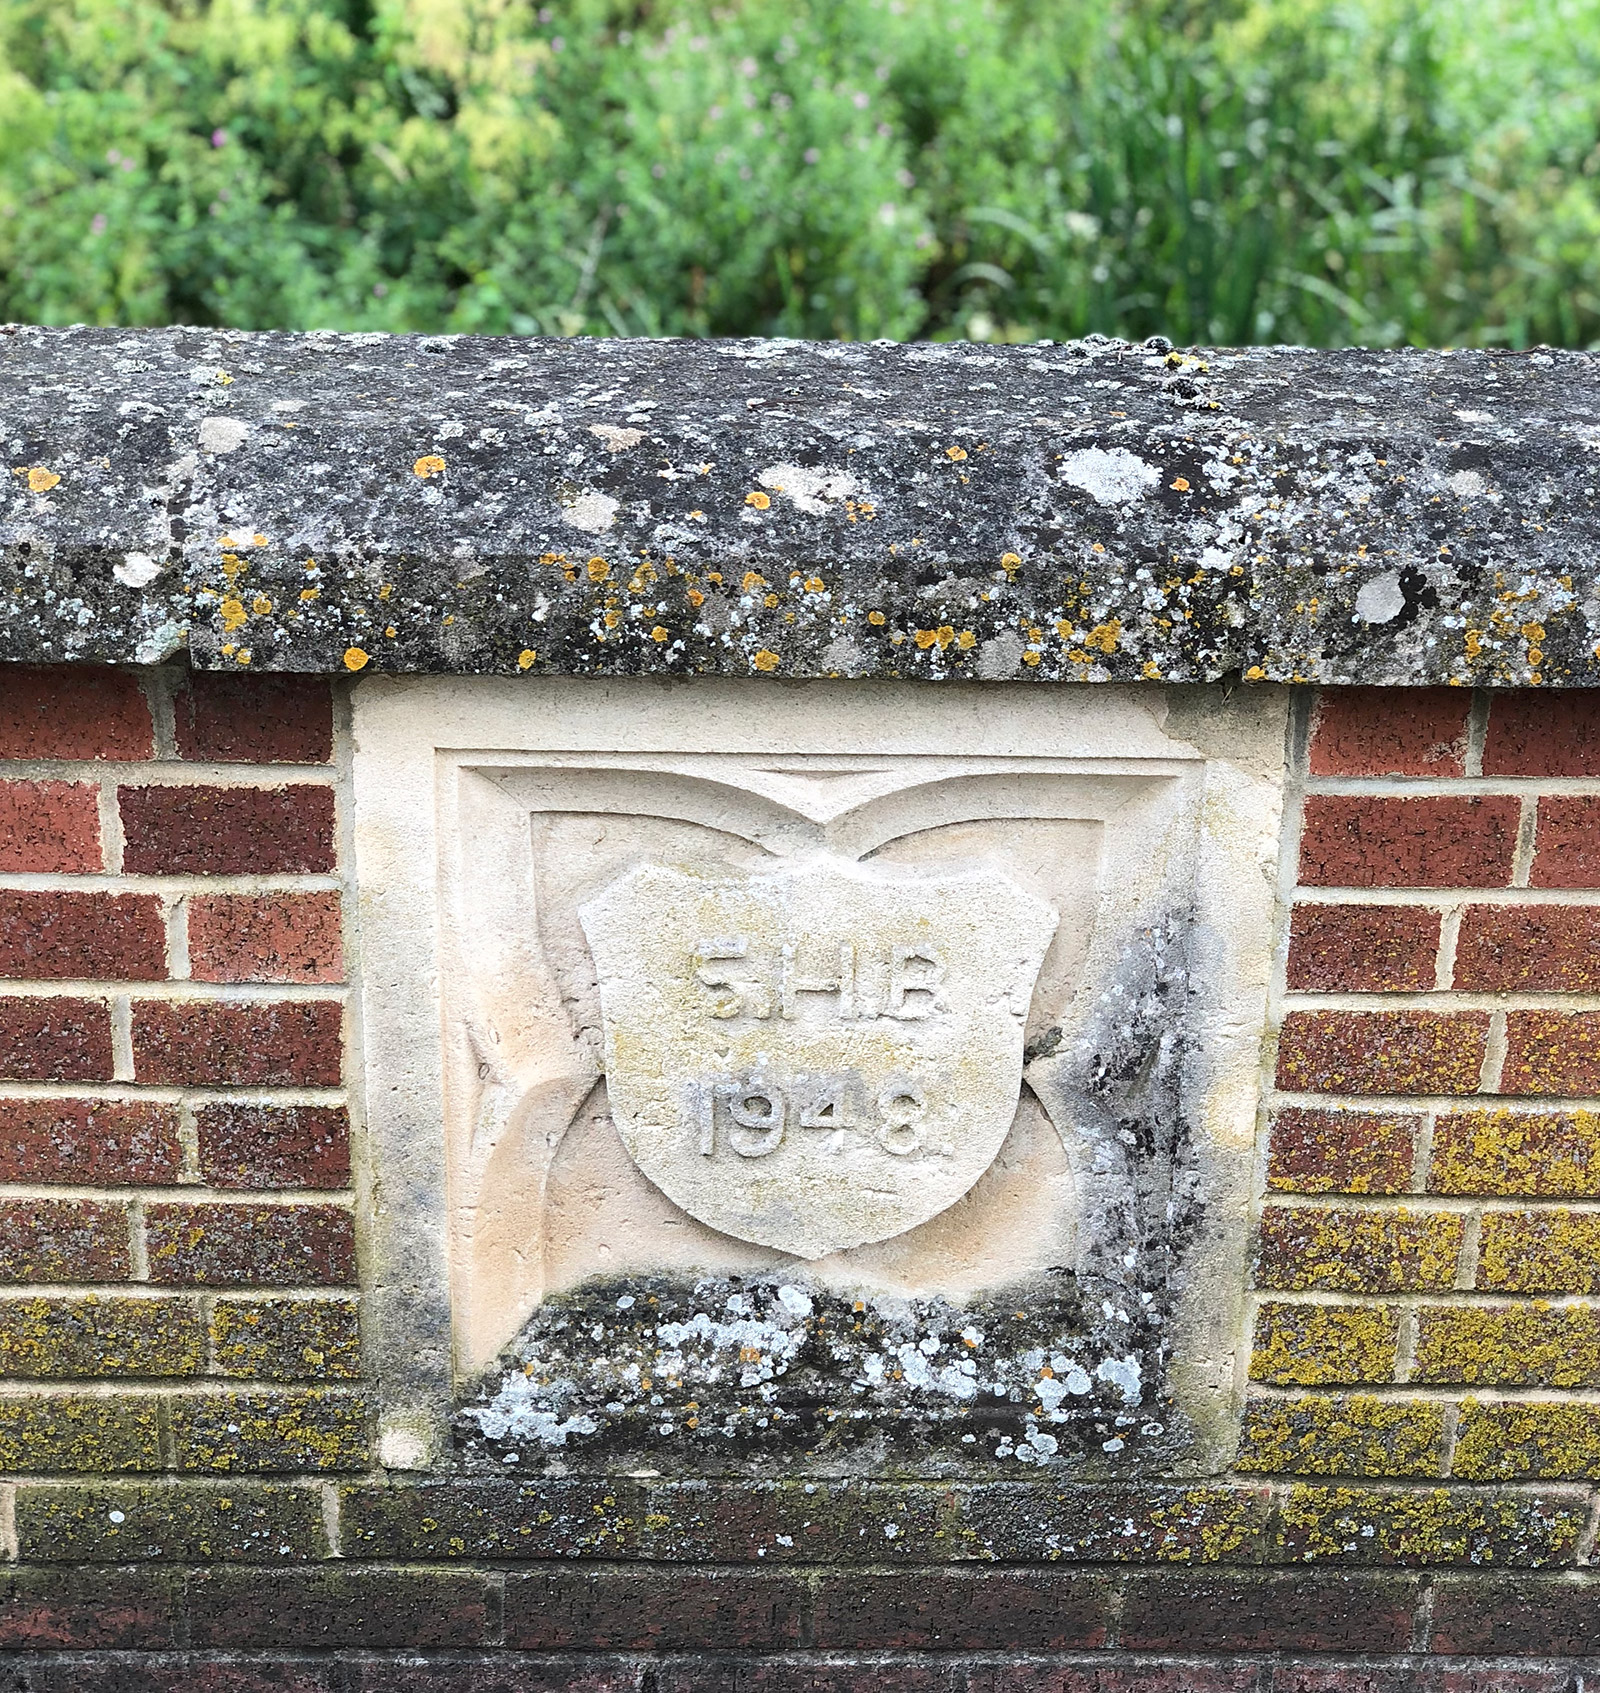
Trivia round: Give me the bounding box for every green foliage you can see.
[4,0,1600,344]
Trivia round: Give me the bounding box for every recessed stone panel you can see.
[351,679,1286,1478]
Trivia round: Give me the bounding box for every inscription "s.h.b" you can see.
[693,938,947,1022]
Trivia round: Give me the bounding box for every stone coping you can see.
[2,323,1594,682]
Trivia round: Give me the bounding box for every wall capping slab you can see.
[2,325,1591,686]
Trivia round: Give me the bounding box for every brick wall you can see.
[1252,687,1600,1497]
[9,667,1600,1686]
[0,665,363,1493]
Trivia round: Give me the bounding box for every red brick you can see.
[0,1099,180,1185]
[1431,1573,1600,1654]
[189,893,342,985]
[187,1567,491,1647]
[1286,905,1440,991]
[198,1104,350,1190]
[1282,1666,1563,1693]
[1118,1571,1419,1652]
[0,1565,177,1647]
[119,785,335,876]
[1298,795,1518,889]
[504,1568,808,1651]
[1254,1205,1464,1292]
[1532,795,1600,888]
[1309,687,1469,777]
[0,997,112,1081]
[1275,1011,1488,1095]
[132,1000,341,1087]
[991,1672,1263,1693]
[1502,1011,1600,1095]
[0,1200,129,1281]
[1454,905,1600,990]
[812,1570,1111,1651]
[1484,689,1600,777]
[1267,1109,1418,1194]
[173,673,334,765]
[0,666,151,760]
[0,892,165,981]
[145,1203,355,1286]
[0,781,101,873]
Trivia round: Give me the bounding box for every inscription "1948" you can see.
[695,1076,934,1160]
[693,938,947,1022]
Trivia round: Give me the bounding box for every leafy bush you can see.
[4,0,1600,344]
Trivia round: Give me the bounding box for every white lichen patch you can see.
[1059,447,1161,506]
[757,463,859,514]
[562,489,620,533]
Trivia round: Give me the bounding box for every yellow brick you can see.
[1250,1303,1399,1387]
[1237,1394,1445,1477]
[1256,1206,1464,1292]
[1431,1109,1600,1197]
[1478,1211,1600,1293]
[1278,1484,1585,1563]
[1414,1303,1600,1386]
[1453,1400,1600,1479]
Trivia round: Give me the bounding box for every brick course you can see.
[0,781,101,873]
[1531,795,1600,886]
[0,1201,128,1283]
[0,667,152,761]
[132,1000,342,1087]
[145,1203,355,1287]
[1501,1011,1600,1095]
[1285,905,1440,992]
[1308,688,1471,778]
[119,784,335,875]
[1453,904,1600,991]
[1275,1011,1487,1095]
[0,1100,180,1185]
[0,891,166,981]
[196,1103,350,1189]
[188,892,343,984]
[1298,795,1518,888]
[1484,689,1600,777]
[1254,1207,1463,1292]
[1265,1109,1417,1194]
[0,997,112,1081]
[172,674,334,765]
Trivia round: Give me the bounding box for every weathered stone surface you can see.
[580,858,1056,1257]
[5,324,1599,683]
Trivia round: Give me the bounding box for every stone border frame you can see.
[349,677,1287,1472]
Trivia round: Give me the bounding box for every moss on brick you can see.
[209,1297,361,1380]
[1277,1484,1586,1565]
[15,1481,330,1561]
[1431,1109,1600,1197]
[1452,1401,1600,1479]
[0,1295,204,1378]
[169,1388,368,1472]
[0,1394,160,1471]
[1236,1395,1446,1477]
[1250,1303,1399,1387]
[1414,1303,1600,1387]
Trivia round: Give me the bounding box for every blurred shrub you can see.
[3,0,1600,344]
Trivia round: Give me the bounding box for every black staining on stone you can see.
[2,325,1599,684]
[456,918,1204,1486]
[455,1269,1179,1481]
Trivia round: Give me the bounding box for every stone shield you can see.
[578,856,1059,1258]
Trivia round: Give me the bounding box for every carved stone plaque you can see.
[350,678,1288,1476]
[580,858,1057,1257]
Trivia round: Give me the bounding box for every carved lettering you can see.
[696,938,945,1022]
